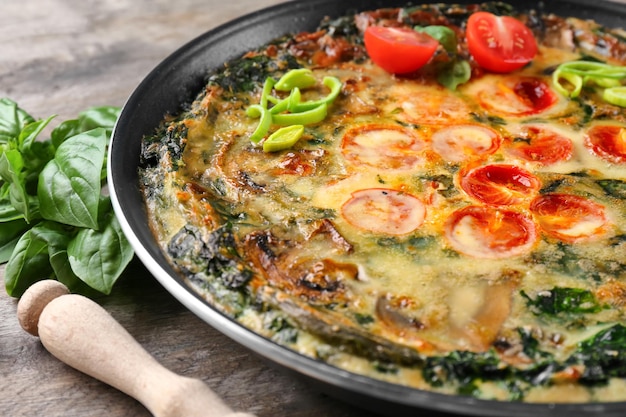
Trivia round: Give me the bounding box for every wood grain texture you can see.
[0,1,381,416]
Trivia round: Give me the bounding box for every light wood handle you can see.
[17,280,256,417]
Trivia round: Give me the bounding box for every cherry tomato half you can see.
[341,188,426,235]
[530,194,608,243]
[584,123,626,164]
[466,12,538,73]
[364,26,439,74]
[505,124,573,165]
[476,76,558,117]
[460,164,542,206]
[444,206,539,259]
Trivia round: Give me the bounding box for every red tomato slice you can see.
[341,124,427,171]
[505,124,573,165]
[476,76,558,117]
[341,188,426,235]
[390,84,472,125]
[530,194,608,243]
[466,11,538,73]
[445,206,539,259]
[460,164,541,206]
[584,123,626,164]
[431,124,502,163]
[364,26,439,74]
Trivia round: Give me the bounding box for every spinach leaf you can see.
[597,179,626,199]
[521,287,602,316]
[37,128,107,229]
[4,229,53,296]
[568,324,626,386]
[423,350,510,389]
[67,209,133,295]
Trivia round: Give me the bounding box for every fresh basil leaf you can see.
[0,219,29,263]
[0,236,20,264]
[0,98,35,144]
[51,106,119,149]
[28,221,92,294]
[38,128,107,229]
[19,115,54,153]
[4,229,53,297]
[51,119,82,149]
[67,211,133,295]
[78,106,120,133]
[0,198,23,222]
[0,149,37,222]
[415,25,457,53]
[438,60,471,91]
[20,116,56,174]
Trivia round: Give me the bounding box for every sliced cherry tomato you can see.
[584,123,626,164]
[388,83,472,125]
[364,26,438,74]
[530,194,608,243]
[466,11,538,73]
[444,206,539,259]
[341,124,427,171]
[476,76,558,117]
[341,188,426,235]
[460,164,542,206]
[505,124,573,165]
[431,124,502,163]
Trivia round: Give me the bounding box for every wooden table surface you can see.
[0,1,384,416]
[2,1,626,417]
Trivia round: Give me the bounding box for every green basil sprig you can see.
[415,25,471,91]
[0,98,133,297]
[246,69,342,151]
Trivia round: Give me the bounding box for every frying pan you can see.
[108,1,626,416]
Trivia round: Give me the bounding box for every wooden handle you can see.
[17,280,256,417]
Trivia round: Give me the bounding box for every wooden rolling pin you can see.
[17,279,257,417]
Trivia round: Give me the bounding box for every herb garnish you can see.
[0,98,133,296]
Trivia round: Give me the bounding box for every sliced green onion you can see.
[594,77,622,88]
[603,86,626,107]
[263,124,304,152]
[553,60,626,101]
[269,88,301,115]
[292,76,343,112]
[273,103,328,126]
[274,68,317,91]
[260,77,276,108]
[246,104,272,143]
[246,70,342,150]
[553,67,584,98]
[555,61,626,79]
